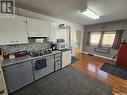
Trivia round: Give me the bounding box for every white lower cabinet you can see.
[3,61,34,93]
[0,16,28,45]
[62,50,71,68]
[0,71,4,95]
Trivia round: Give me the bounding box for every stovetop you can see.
[29,50,52,57]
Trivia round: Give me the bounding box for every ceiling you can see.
[16,0,127,25]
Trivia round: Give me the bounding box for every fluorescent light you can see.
[81,8,100,20]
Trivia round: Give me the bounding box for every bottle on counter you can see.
[9,54,15,59]
[3,52,9,59]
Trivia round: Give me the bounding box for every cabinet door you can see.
[12,16,28,44]
[62,50,71,68]
[46,55,54,73]
[49,23,57,42]
[3,61,34,93]
[0,72,4,94]
[0,19,14,45]
[27,18,50,37]
[0,16,28,45]
[19,62,34,88]
[3,65,22,93]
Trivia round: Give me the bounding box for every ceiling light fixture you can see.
[81,8,100,20]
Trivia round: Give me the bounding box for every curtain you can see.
[86,32,91,46]
[112,30,124,49]
[98,31,104,47]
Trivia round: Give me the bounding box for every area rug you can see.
[71,56,79,64]
[100,63,127,80]
[10,66,112,95]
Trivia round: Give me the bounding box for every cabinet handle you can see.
[27,33,29,36]
[0,90,4,94]
[23,21,27,23]
[10,41,14,43]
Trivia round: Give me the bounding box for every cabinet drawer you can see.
[55,61,61,66]
[55,57,61,62]
[46,55,54,61]
[55,53,61,58]
[55,65,61,71]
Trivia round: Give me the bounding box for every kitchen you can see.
[0,14,74,95]
[1,0,127,95]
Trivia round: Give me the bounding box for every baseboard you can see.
[81,52,88,54]
[82,52,114,60]
[94,54,113,60]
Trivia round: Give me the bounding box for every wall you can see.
[16,8,84,56]
[83,20,127,59]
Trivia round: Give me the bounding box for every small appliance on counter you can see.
[56,39,65,50]
[49,42,57,51]
[57,39,65,43]
[56,39,70,50]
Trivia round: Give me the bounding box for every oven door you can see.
[33,58,48,80]
[34,59,47,70]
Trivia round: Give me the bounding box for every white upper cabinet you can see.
[0,16,28,45]
[49,23,57,42]
[27,18,50,37]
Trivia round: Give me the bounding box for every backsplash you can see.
[1,38,50,54]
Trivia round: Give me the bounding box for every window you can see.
[88,31,116,47]
[90,32,101,45]
[102,32,116,47]
[87,30,123,49]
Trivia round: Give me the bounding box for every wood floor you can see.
[72,50,127,95]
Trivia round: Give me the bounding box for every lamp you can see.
[81,8,100,20]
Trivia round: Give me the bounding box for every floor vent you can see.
[87,53,94,56]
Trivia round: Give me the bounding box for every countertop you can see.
[1,50,61,67]
[57,48,71,52]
